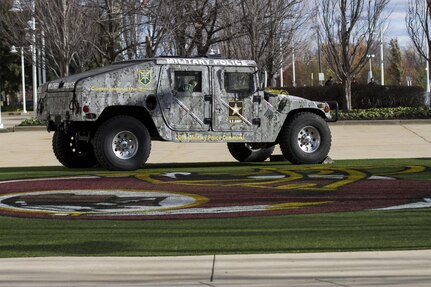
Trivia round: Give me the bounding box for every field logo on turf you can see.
[0,165,430,219]
[109,165,428,191]
[0,189,206,217]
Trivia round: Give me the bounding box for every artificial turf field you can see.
[0,158,430,257]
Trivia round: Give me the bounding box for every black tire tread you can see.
[93,115,151,170]
[52,131,98,168]
[279,112,331,164]
[227,143,275,162]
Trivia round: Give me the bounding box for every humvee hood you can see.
[46,61,147,93]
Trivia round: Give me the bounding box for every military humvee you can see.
[37,57,336,171]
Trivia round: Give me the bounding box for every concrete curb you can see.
[12,126,46,132]
[0,126,46,133]
[330,119,431,125]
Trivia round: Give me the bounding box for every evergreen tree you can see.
[388,39,403,85]
[0,42,20,107]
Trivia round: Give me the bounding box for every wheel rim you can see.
[112,131,139,160]
[297,126,321,153]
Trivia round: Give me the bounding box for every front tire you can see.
[52,131,98,168]
[94,116,151,171]
[279,112,331,164]
[227,143,275,162]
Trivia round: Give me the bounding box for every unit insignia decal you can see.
[139,69,152,85]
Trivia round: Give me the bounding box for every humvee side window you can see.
[224,72,253,93]
[174,71,202,93]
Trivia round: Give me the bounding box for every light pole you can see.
[0,92,3,129]
[10,0,38,116]
[317,28,323,86]
[292,48,296,87]
[10,45,27,113]
[279,38,284,87]
[379,28,385,85]
[41,30,46,83]
[367,54,375,83]
[427,48,430,93]
[280,66,284,87]
[31,0,37,116]
[422,0,430,93]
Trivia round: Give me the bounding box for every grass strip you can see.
[0,209,430,257]
[0,158,430,257]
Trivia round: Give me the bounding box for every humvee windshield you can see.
[224,72,254,93]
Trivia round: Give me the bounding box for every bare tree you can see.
[403,46,427,87]
[143,0,173,57]
[190,0,240,56]
[1,0,96,77]
[225,0,306,84]
[166,1,190,56]
[317,0,389,111]
[84,0,148,65]
[37,0,96,76]
[406,0,431,89]
[156,0,242,57]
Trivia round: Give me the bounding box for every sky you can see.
[386,0,410,47]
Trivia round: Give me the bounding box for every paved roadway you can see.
[1,114,431,167]
[1,113,431,286]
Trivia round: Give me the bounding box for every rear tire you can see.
[279,112,331,164]
[227,143,275,162]
[94,115,151,171]
[52,131,98,168]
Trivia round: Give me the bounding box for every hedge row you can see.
[337,106,431,120]
[281,85,429,109]
[18,118,46,126]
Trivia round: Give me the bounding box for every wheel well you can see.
[276,109,326,143]
[286,108,326,121]
[97,106,160,139]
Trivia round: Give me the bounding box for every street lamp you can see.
[0,93,3,129]
[379,28,385,85]
[367,54,375,82]
[316,27,323,86]
[373,28,385,85]
[10,0,38,116]
[10,45,27,113]
[279,38,284,87]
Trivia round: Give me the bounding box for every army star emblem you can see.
[139,70,152,85]
[228,101,243,119]
[231,103,242,116]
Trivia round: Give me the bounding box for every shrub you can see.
[280,85,429,109]
[352,85,425,108]
[338,107,431,120]
[18,118,46,126]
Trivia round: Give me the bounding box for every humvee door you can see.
[212,66,258,132]
[158,65,210,131]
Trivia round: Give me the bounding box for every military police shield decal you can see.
[139,70,152,85]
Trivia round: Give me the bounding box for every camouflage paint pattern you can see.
[37,58,331,143]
